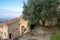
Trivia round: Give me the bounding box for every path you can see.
[19,27,51,40]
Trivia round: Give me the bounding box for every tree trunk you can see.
[42,20,45,27]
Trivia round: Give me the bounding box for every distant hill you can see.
[0,9,21,23]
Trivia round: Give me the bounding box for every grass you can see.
[29,31,36,36]
[51,32,60,40]
[28,38,37,40]
[44,26,60,34]
[13,37,19,40]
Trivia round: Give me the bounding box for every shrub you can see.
[51,32,60,40]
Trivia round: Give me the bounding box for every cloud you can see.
[0,9,21,18]
[2,7,23,13]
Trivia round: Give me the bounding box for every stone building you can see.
[18,15,29,36]
[0,23,8,40]
[0,16,29,40]
[0,18,20,40]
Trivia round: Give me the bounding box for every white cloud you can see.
[1,6,23,13]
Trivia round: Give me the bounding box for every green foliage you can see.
[23,0,60,27]
[57,23,60,28]
[57,18,60,28]
[13,37,19,40]
[28,38,37,40]
[29,32,35,36]
[51,32,60,40]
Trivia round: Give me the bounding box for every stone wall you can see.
[19,16,29,36]
[0,23,8,40]
[7,18,20,40]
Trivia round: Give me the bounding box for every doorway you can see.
[0,38,1,40]
[9,33,12,39]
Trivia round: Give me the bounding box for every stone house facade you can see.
[19,16,29,36]
[0,23,8,40]
[0,18,20,40]
[0,16,29,40]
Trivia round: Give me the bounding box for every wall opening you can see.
[0,38,1,40]
[9,33,12,39]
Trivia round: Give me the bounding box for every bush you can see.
[57,18,60,28]
[13,37,19,40]
[51,32,60,40]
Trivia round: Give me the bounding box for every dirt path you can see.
[19,27,51,40]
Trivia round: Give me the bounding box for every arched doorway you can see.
[20,26,29,36]
[20,26,24,36]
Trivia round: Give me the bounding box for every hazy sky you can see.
[0,0,28,22]
[0,0,27,12]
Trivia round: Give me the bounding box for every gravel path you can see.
[19,27,51,40]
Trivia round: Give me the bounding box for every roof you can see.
[0,15,27,26]
[0,17,20,26]
[4,18,19,25]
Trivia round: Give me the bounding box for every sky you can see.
[0,0,28,20]
[0,0,27,14]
